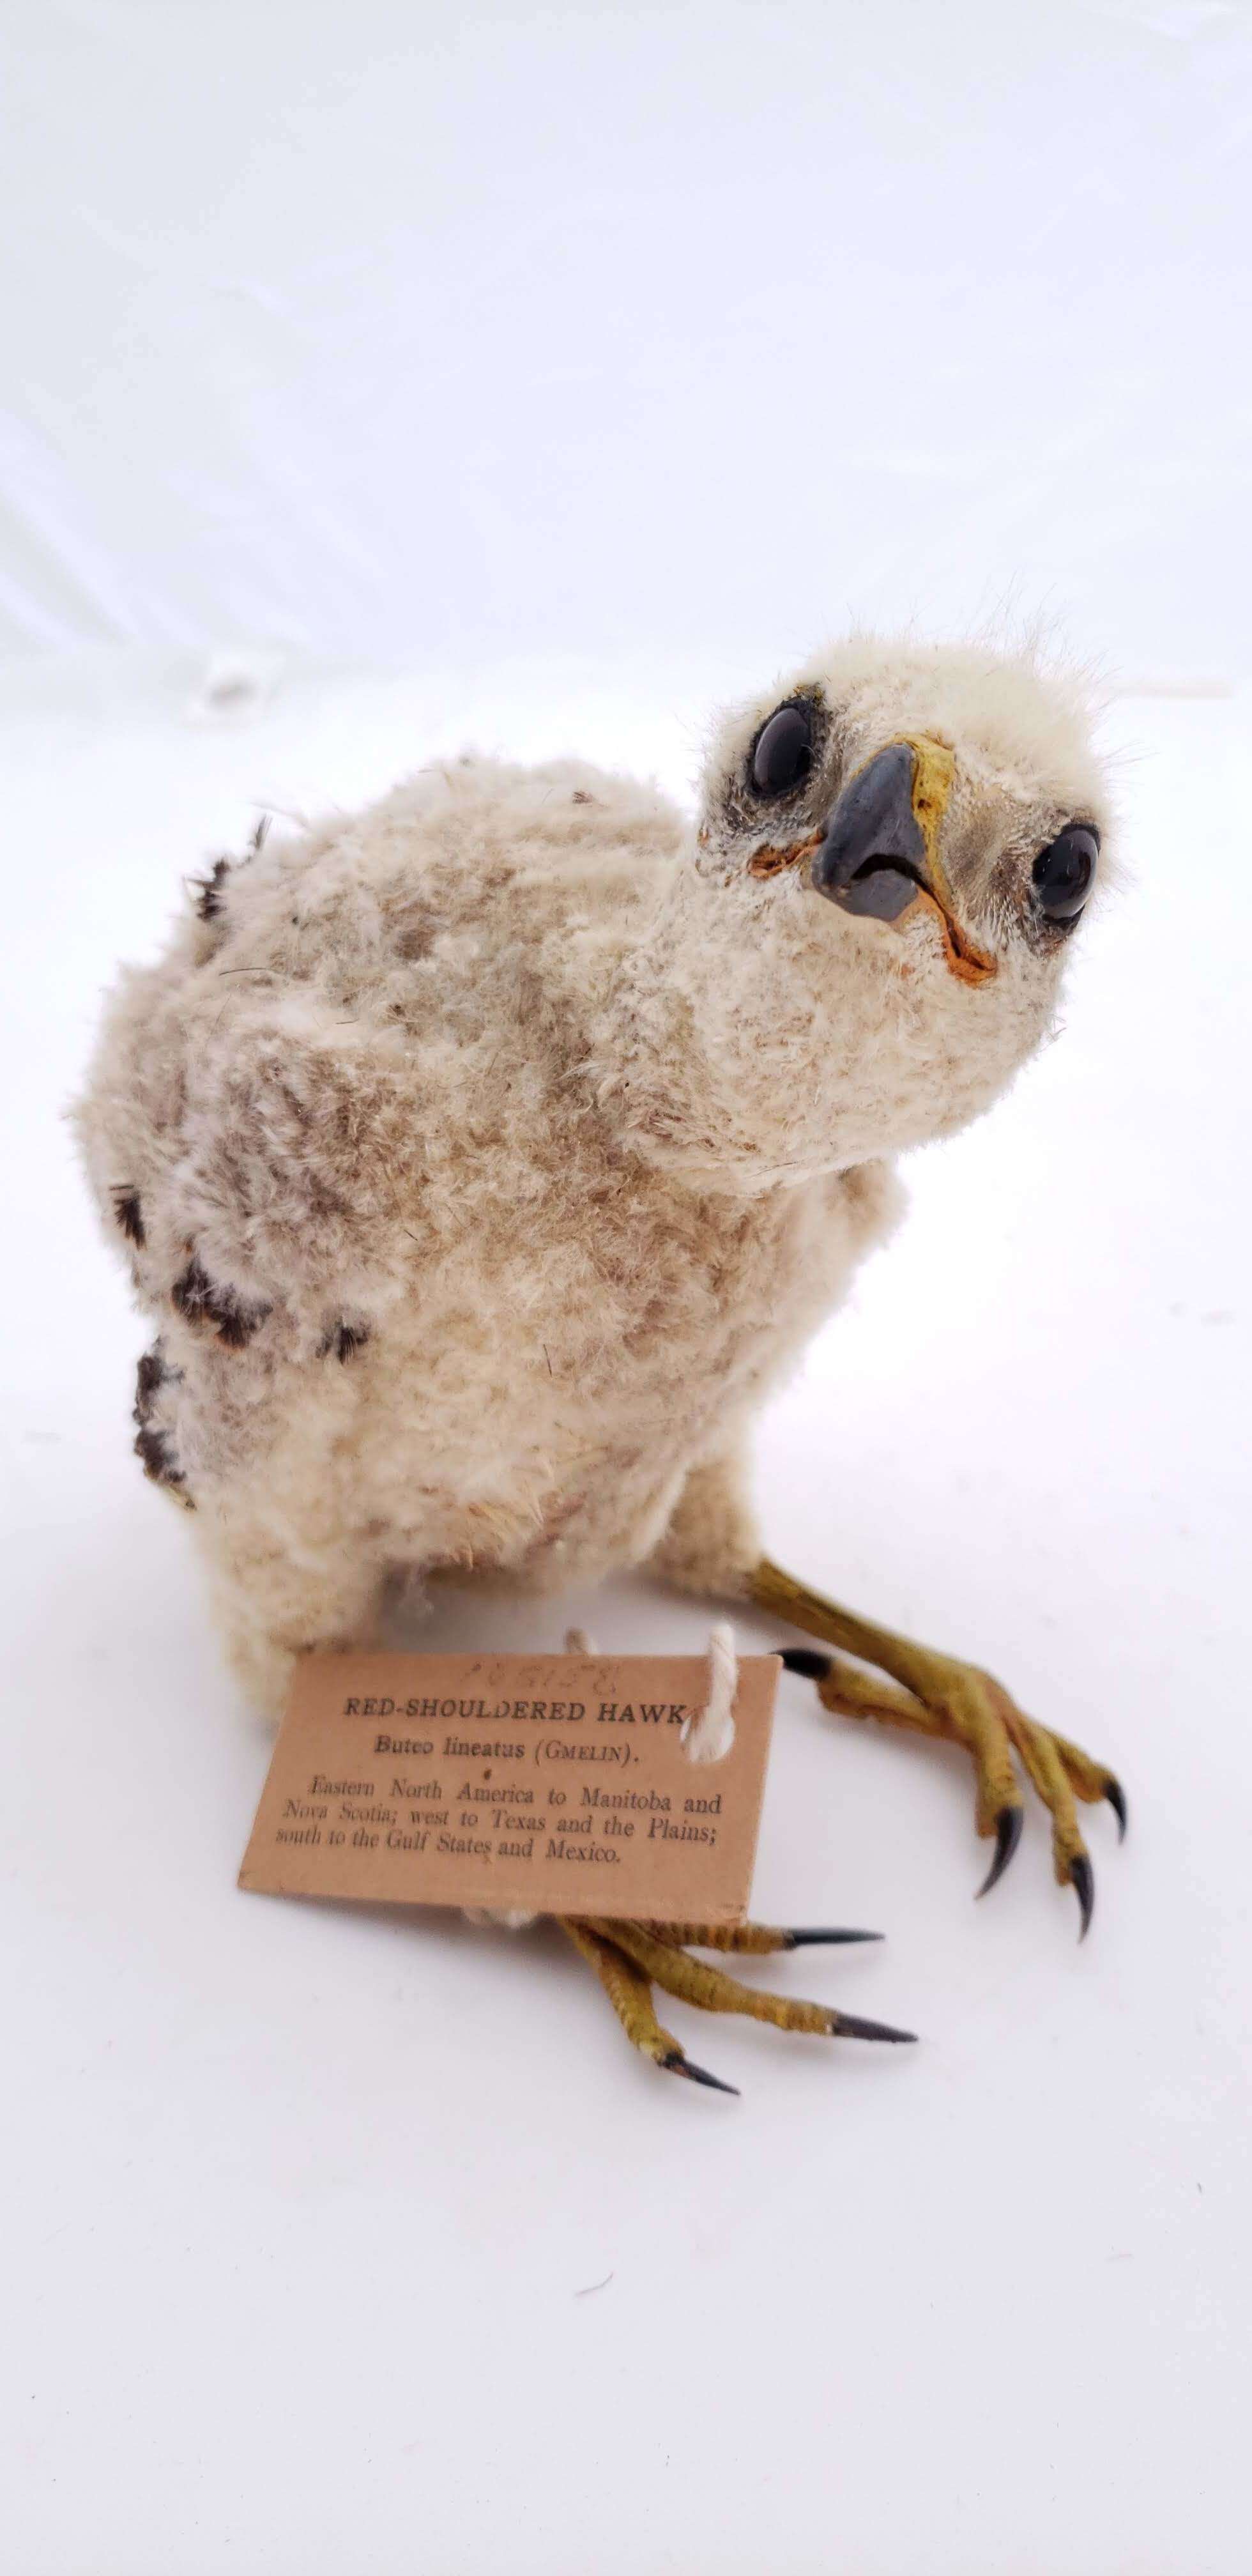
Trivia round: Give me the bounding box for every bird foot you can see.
[560,1916,915,2094]
[751,1558,1126,1938]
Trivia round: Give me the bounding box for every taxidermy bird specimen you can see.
[77,636,1126,2090]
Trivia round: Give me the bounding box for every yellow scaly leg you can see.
[558,1918,738,2092]
[751,1558,1126,1936]
[594,1921,915,2046]
[560,1917,913,2089]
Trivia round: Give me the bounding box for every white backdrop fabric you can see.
[1,0,1249,687]
[5,10,1252,2575]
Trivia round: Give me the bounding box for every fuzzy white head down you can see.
[74,637,1110,1717]
[591,637,1110,1186]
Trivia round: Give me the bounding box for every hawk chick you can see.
[75,636,1124,2083]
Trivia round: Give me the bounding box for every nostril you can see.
[851,853,922,887]
[816,858,920,921]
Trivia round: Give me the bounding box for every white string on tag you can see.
[569,1623,738,1764]
[572,1618,737,1761]
[680,1620,738,1765]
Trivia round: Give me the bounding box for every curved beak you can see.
[811,736,995,985]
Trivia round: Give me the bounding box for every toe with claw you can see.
[975,1804,1025,1898]
[765,1561,1126,1938]
[560,1915,915,2092]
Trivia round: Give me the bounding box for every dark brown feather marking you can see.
[132,1341,192,1499]
[191,817,269,923]
[172,1255,271,1347]
[134,1344,166,1421]
[192,856,233,923]
[319,1320,372,1362]
[134,1423,190,1497]
[112,1186,146,1247]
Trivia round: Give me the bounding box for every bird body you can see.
[75,637,1124,2058]
[77,736,908,1705]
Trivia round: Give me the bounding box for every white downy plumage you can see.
[73,635,1111,1728]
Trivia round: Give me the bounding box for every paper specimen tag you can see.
[239,1650,779,1924]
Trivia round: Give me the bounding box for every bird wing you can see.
[73,824,445,1495]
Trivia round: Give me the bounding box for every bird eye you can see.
[751,702,814,797]
[1032,824,1099,924]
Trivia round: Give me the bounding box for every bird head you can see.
[675,636,1112,1177]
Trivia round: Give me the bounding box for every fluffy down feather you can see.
[74,638,1108,1716]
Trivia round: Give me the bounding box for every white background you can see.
[3,6,1250,2573]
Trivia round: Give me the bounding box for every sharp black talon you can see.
[830,2012,917,2044]
[1104,1779,1128,1841]
[659,2049,739,2096]
[1070,1853,1096,1940]
[975,1803,1025,1897]
[786,1928,883,1947]
[779,1647,833,1682]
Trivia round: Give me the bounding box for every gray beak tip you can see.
[811,740,927,920]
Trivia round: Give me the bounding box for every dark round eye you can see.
[751,702,814,797]
[1032,824,1099,923]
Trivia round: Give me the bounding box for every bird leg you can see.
[750,1557,1126,1936]
[558,1915,913,2092]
